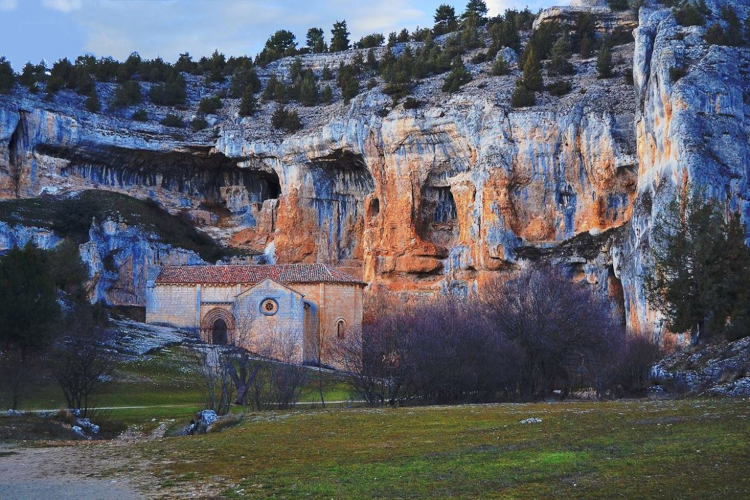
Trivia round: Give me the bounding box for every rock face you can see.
[621,0,750,340]
[0,1,748,337]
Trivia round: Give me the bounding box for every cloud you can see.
[0,0,18,11]
[68,0,432,63]
[486,0,569,16]
[42,0,83,12]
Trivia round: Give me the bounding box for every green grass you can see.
[2,345,355,428]
[137,399,750,499]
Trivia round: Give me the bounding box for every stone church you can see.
[146,263,365,367]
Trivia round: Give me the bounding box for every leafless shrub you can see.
[481,264,625,401]
[598,335,663,398]
[337,264,636,405]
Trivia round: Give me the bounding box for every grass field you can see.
[1,344,356,428]
[135,399,750,499]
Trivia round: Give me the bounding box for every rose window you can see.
[260,298,278,316]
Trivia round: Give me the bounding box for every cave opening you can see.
[418,186,459,248]
[305,149,375,261]
[39,144,280,205]
[367,197,380,219]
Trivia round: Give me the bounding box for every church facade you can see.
[146,263,365,367]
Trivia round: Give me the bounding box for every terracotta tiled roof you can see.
[155,263,365,286]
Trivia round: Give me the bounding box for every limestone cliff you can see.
[622,0,750,340]
[0,0,748,336]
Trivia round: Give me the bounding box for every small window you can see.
[337,319,346,339]
[260,298,278,316]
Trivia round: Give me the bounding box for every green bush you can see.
[132,109,148,121]
[271,106,302,132]
[239,86,259,117]
[320,85,333,104]
[299,72,319,106]
[356,33,385,49]
[337,64,360,103]
[608,0,630,11]
[190,117,209,131]
[198,95,223,114]
[160,113,184,128]
[490,56,510,76]
[442,57,472,93]
[229,67,261,98]
[547,80,572,96]
[149,72,186,106]
[597,45,614,78]
[403,97,421,109]
[704,8,743,47]
[522,46,543,91]
[669,66,687,82]
[673,1,708,27]
[511,80,535,108]
[85,88,101,112]
[113,80,142,108]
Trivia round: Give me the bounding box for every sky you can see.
[0,0,566,71]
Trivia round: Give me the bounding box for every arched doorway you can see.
[200,307,235,345]
[212,319,228,345]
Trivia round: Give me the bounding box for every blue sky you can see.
[0,0,566,70]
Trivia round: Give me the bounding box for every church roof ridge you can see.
[155,263,365,286]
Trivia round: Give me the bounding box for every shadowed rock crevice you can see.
[7,111,27,198]
[37,144,280,205]
[302,149,375,261]
[418,185,458,249]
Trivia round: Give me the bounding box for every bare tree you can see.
[481,264,624,400]
[333,316,409,406]
[227,309,308,410]
[187,345,234,415]
[49,308,113,417]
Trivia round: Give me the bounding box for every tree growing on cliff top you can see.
[306,27,327,54]
[461,0,489,26]
[433,4,458,35]
[330,20,351,52]
[0,57,15,94]
[646,191,750,343]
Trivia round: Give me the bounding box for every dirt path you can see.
[0,440,153,500]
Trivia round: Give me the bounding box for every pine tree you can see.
[511,79,536,107]
[522,46,543,91]
[239,86,259,116]
[490,56,510,76]
[0,57,14,94]
[330,20,351,52]
[299,72,319,106]
[461,0,488,26]
[441,56,472,93]
[229,67,260,98]
[433,4,458,35]
[646,191,750,343]
[321,85,333,104]
[85,87,100,112]
[548,30,574,76]
[306,27,327,53]
[597,44,613,78]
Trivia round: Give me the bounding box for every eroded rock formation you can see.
[0,0,748,337]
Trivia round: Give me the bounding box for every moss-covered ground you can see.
[135,399,749,499]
